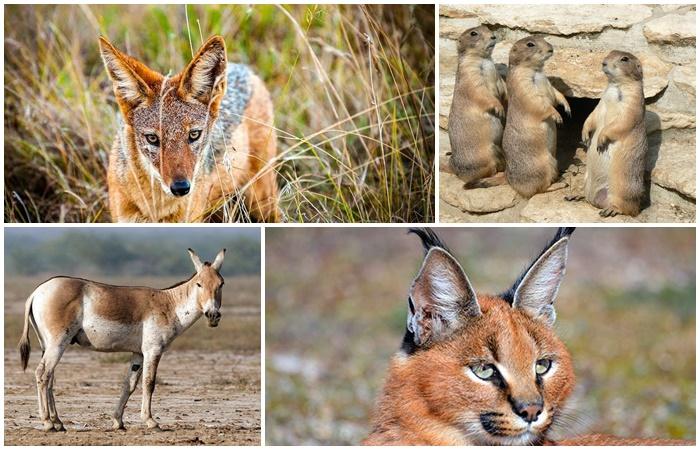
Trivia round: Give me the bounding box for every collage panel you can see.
[4,227,261,445]
[4,4,435,224]
[1,1,698,448]
[438,4,695,223]
[265,227,695,445]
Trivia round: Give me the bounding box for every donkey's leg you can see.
[140,351,162,430]
[47,374,65,431]
[112,353,144,430]
[35,344,66,432]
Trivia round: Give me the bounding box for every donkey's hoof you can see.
[53,422,66,432]
[145,419,160,430]
[41,421,56,432]
[111,418,126,431]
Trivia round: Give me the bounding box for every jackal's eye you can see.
[144,133,160,146]
[535,359,552,375]
[471,363,497,380]
[189,130,202,143]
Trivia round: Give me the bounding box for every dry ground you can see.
[4,275,261,445]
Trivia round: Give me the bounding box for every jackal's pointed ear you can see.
[179,36,227,107]
[212,248,226,271]
[511,228,574,326]
[188,248,204,272]
[407,247,480,347]
[98,36,157,109]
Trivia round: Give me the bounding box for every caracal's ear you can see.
[407,228,480,348]
[510,227,575,326]
[178,35,227,108]
[212,248,226,271]
[188,248,204,272]
[98,36,157,110]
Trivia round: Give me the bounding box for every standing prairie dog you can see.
[447,25,507,187]
[566,51,647,217]
[502,36,570,198]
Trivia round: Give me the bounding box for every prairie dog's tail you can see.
[19,294,34,371]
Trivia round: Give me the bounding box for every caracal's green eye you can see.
[144,133,160,146]
[472,364,496,380]
[189,130,202,142]
[535,359,552,375]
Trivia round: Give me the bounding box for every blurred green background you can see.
[4,4,434,223]
[265,227,696,444]
[5,227,259,276]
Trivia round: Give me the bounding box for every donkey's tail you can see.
[19,294,34,371]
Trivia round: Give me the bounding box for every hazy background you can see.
[265,227,695,444]
[5,227,259,276]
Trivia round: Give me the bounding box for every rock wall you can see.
[439,4,696,223]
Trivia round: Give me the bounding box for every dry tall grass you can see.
[4,5,434,222]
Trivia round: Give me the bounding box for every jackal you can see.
[100,35,279,222]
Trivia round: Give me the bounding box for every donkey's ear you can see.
[511,228,574,326]
[188,248,204,272]
[212,248,226,271]
[407,247,480,347]
[98,36,157,109]
[178,35,227,107]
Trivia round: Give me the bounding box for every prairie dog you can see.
[447,25,507,187]
[502,36,570,198]
[570,51,647,217]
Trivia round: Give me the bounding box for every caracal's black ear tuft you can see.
[408,227,452,255]
[179,35,228,107]
[505,227,574,326]
[403,229,480,353]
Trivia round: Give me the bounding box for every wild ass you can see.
[18,248,226,432]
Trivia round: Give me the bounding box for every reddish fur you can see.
[365,295,575,445]
[100,36,279,222]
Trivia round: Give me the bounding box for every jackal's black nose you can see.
[170,179,191,196]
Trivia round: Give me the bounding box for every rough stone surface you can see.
[670,65,696,96]
[648,129,696,199]
[440,17,481,39]
[643,11,696,45]
[519,182,695,223]
[439,5,654,35]
[440,172,520,213]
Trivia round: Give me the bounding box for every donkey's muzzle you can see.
[206,310,221,327]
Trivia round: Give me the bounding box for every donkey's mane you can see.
[164,272,197,289]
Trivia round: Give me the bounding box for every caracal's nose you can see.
[170,179,191,196]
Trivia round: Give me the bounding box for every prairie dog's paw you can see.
[597,135,611,153]
[551,109,563,125]
[600,207,622,217]
[490,102,505,119]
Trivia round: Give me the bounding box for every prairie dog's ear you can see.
[98,36,157,109]
[211,248,226,271]
[407,247,481,348]
[178,35,227,108]
[188,248,204,272]
[511,228,574,326]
